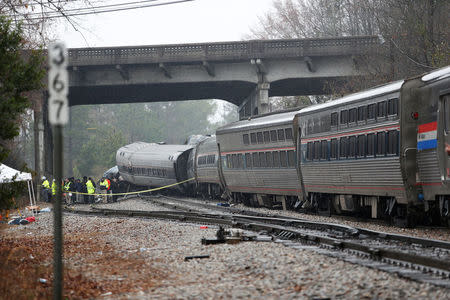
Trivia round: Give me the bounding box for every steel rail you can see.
[66,207,450,275]
[142,195,450,250]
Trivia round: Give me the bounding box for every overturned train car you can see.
[116,142,194,193]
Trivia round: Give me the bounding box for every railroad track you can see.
[65,203,450,288]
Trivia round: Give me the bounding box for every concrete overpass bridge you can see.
[35,35,382,196]
[67,35,382,118]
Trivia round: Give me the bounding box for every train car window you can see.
[387,130,399,155]
[263,131,270,143]
[273,151,280,167]
[270,130,277,142]
[250,133,257,144]
[162,169,167,177]
[348,136,356,158]
[443,95,450,133]
[235,154,240,168]
[243,134,249,145]
[257,132,264,144]
[357,135,366,157]
[307,142,313,161]
[349,108,357,123]
[357,106,366,121]
[239,154,244,168]
[376,132,386,156]
[388,98,399,116]
[285,128,293,140]
[259,152,266,167]
[152,169,157,176]
[157,169,162,176]
[367,133,375,156]
[266,152,273,167]
[331,112,338,126]
[320,140,328,160]
[287,150,295,167]
[226,155,232,168]
[340,137,348,158]
[377,101,387,118]
[340,110,348,125]
[330,138,338,159]
[280,151,288,167]
[245,153,252,168]
[367,104,376,119]
[277,129,285,141]
[314,141,321,160]
[252,152,260,168]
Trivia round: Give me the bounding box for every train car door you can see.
[293,115,307,203]
[440,93,450,184]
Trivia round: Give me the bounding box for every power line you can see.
[10,0,195,21]
[14,0,161,18]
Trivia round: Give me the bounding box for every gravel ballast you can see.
[2,203,449,299]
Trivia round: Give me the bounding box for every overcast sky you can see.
[55,0,275,48]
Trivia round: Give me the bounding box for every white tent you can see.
[0,164,36,208]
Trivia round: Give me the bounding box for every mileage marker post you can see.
[48,41,69,300]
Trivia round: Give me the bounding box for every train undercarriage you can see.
[227,191,450,227]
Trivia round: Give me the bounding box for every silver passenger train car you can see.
[116,142,194,192]
[188,135,224,198]
[216,110,302,209]
[294,66,450,223]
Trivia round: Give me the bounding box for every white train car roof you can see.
[216,110,299,134]
[117,142,193,168]
[298,80,404,116]
[421,65,450,82]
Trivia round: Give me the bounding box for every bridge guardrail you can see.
[68,36,381,66]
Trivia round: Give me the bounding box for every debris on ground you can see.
[184,255,210,261]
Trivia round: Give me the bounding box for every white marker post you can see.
[48,41,68,300]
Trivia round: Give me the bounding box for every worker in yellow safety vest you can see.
[41,176,50,202]
[51,179,56,202]
[86,178,95,204]
[99,177,111,203]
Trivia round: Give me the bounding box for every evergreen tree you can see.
[0,16,44,209]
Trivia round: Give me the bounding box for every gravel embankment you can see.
[2,202,448,299]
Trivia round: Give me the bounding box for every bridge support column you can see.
[239,82,270,120]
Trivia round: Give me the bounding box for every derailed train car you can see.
[116,142,194,192]
[187,135,224,199]
[216,110,303,209]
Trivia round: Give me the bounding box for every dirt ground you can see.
[0,215,166,299]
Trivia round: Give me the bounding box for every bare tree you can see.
[0,0,94,44]
[248,0,449,97]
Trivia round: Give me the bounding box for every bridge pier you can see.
[239,82,270,119]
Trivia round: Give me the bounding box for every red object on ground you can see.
[200,226,208,229]
[25,216,36,223]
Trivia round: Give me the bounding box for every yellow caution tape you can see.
[64,177,195,197]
